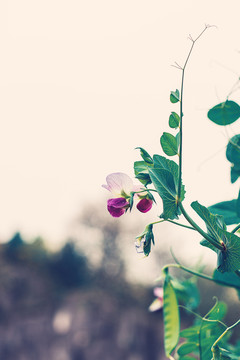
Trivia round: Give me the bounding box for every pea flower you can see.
[148,287,164,312]
[102,172,153,217]
[135,224,154,256]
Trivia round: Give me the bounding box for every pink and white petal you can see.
[153,287,164,298]
[103,172,134,196]
[148,298,163,312]
[133,184,148,197]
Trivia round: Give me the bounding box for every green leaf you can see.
[191,201,226,245]
[143,224,154,256]
[180,300,228,360]
[215,347,240,359]
[163,275,180,357]
[231,167,240,184]
[173,278,200,310]
[226,135,240,165]
[149,155,185,220]
[207,301,227,321]
[177,342,197,356]
[213,270,240,298]
[175,132,180,148]
[136,147,153,164]
[217,231,240,272]
[226,134,240,183]
[149,168,179,219]
[170,89,180,103]
[237,190,240,217]
[208,200,240,225]
[191,201,240,272]
[160,132,178,156]
[134,161,152,186]
[169,111,180,128]
[180,325,200,339]
[208,100,240,126]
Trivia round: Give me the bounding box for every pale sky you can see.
[0,1,240,247]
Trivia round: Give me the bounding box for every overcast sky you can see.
[0,1,240,247]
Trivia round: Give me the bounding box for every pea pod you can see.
[163,274,180,358]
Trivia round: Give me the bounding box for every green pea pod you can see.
[163,275,180,358]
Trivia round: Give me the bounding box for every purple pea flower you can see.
[102,172,153,217]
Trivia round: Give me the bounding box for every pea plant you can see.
[103,25,240,359]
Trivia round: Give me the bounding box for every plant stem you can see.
[177,25,212,200]
[231,223,240,233]
[166,219,196,231]
[163,263,240,290]
[211,318,240,356]
[179,203,223,250]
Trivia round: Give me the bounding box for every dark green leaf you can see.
[217,231,240,272]
[216,347,240,359]
[170,89,180,103]
[213,270,240,298]
[208,100,240,126]
[163,276,180,357]
[143,225,154,257]
[180,325,200,339]
[200,238,218,253]
[192,201,240,272]
[169,111,180,128]
[175,132,180,148]
[177,342,197,356]
[149,168,179,219]
[136,147,153,164]
[172,278,200,310]
[149,155,185,220]
[191,201,227,245]
[226,135,240,165]
[226,135,240,183]
[207,301,227,321]
[231,167,240,183]
[160,132,178,156]
[134,161,152,186]
[237,190,240,218]
[208,200,240,225]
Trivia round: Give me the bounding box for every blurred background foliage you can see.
[0,202,239,360]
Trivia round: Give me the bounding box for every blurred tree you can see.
[79,204,126,282]
[3,232,25,262]
[48,241,90,289]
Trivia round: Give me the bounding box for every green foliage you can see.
[149,155,185,220]
[160,132,179,156]
[135,147,153,165]
[212,345,240,359]
[226,135,240,183]
[106,28,240,359]
[213,270,240,298]
[163,274,180,357]
[169,111,180,128]
[178,300,227,359]
[134,160,152,186]
[135,224,155,256]
[172,277,200,310]
[192,201,240,272]
[208,199,240,225]
[208,100,240,126]
[170,89,180,103]
[191,201,226,246]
